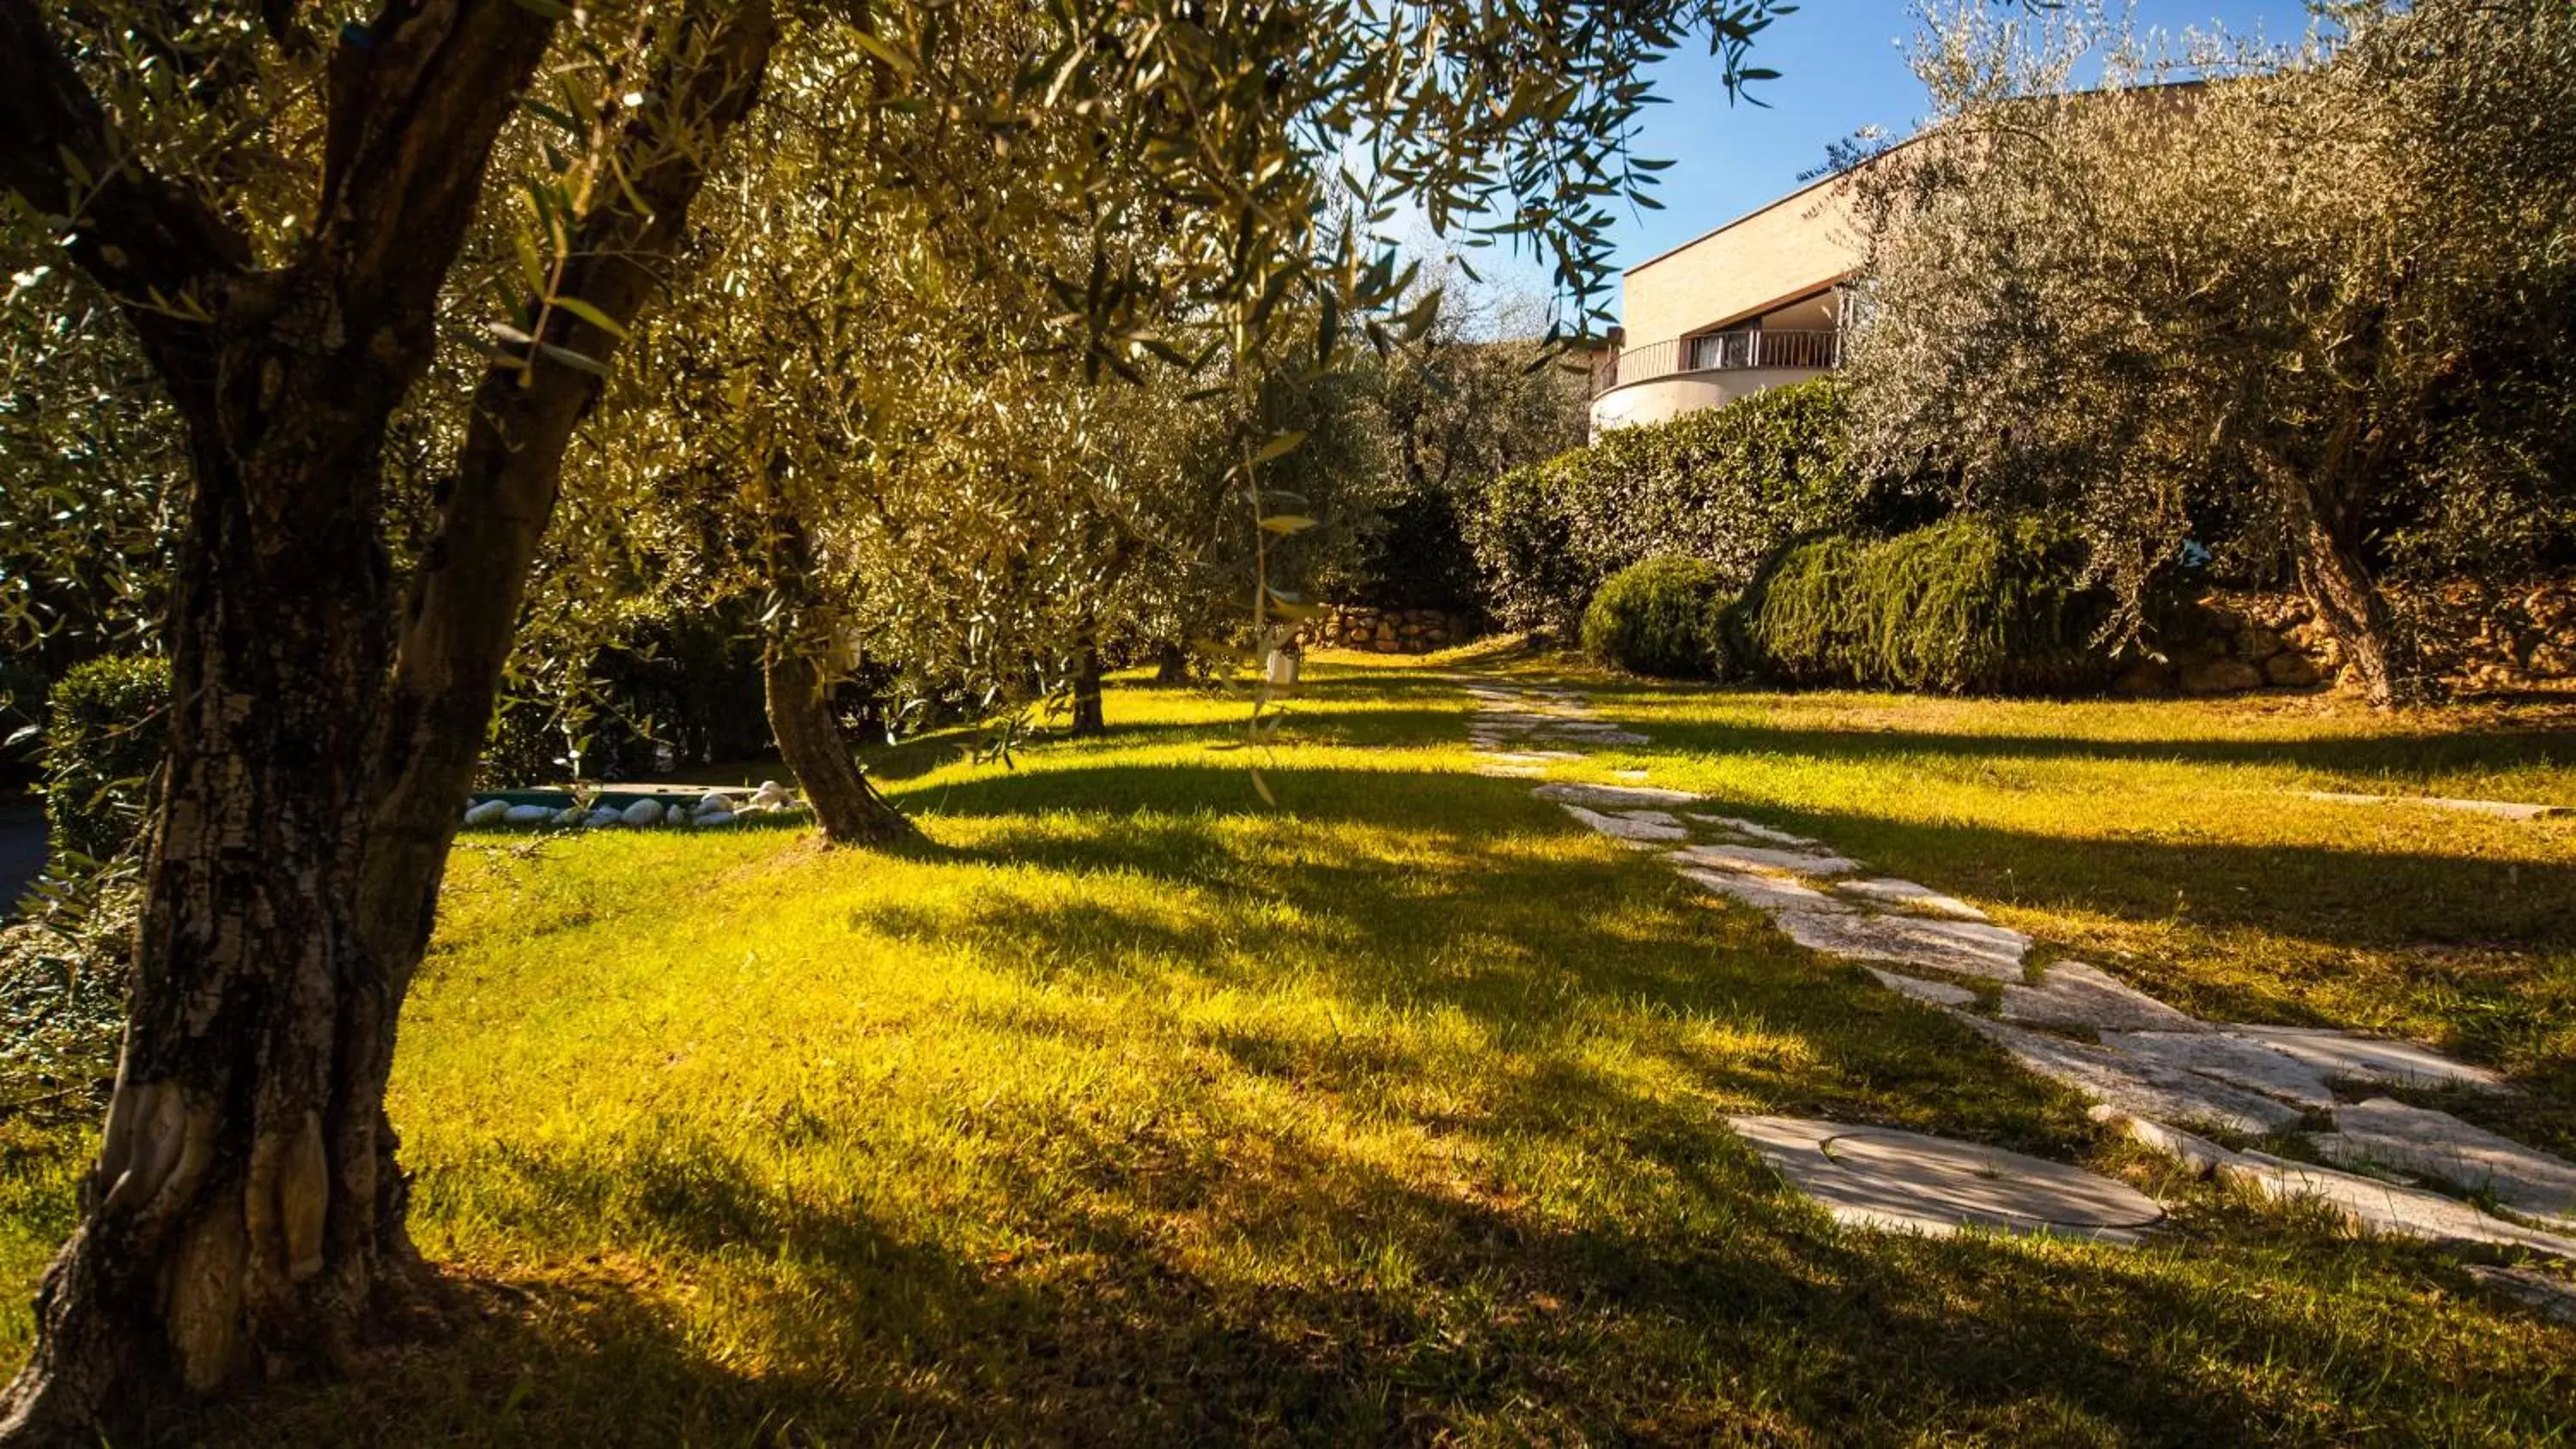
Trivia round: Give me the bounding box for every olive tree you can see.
[0,2,779,1434]
[0,0,1795,1435]
[1842,0,2576,704]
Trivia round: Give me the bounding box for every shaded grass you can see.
[4,658,2575,1443]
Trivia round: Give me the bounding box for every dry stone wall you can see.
[1298,606,1472,655]
[2117,579,2576,698]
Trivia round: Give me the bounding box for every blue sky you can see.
[1454,0,2320,302]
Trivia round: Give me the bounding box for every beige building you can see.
[1589,167,1865,435]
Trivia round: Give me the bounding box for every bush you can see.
[1582,557,1735,678]
[44,654,170,863]
[1740,517,2113,694]
[482,604,771,787]
[0,879,137,1082]
[1464,379,1880,635]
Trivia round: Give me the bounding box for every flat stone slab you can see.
[2089,1106,2241,1177]
[1533,782,1702,810]
[1474,763,1545,778]
[1680,866,1844,915]
[2000,962,2205,1034]
[2310,1098,2576,1223]
[1834,876,1989,921]
[1685,814,1821,848]
[2304,791,2566,821]
[1866,967,1978,1007]
[1960,1016,2306,1136]
[2465,1265,2576,1325]
[2099,1030,2336,1109]
[1729,1116,2165,1244]
[2221,1151,2576,1259]
[1672,842,1863,877]
[1774,909,2031,981]
[2217,1025,2508,1092]
[1558,804,1690,843]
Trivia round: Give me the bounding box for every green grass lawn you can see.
[5,654,2575,1444]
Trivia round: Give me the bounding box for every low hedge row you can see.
[1583,519,2114,693]
[1739,517,2113,694]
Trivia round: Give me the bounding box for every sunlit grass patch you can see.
[7,659,2575,1441]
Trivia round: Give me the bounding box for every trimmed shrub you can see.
[1740,517,2113,694]
[1583,557,1735,678]
[44,654,170,863]
[1464,379,1876,635]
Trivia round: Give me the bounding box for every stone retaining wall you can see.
[1297,606,1473,655]
[2119,579,2576,697]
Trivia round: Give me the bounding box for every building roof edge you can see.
[1622,141,1901,279]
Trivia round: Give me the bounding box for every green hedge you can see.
[44,654,169,863]
[1583,557,1735,678]
[1738,518,2112,694]
[1464,379,1869,635]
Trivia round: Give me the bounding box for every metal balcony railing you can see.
[1595,329,1841,396]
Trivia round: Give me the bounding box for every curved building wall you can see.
[1589,367,1827,435]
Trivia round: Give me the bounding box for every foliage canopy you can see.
[1841,0,2576,704]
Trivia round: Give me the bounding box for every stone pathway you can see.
[1463,680,2191,1244]
[1463,676,2576,1266]
[1731,1116,2167,1244]
[1462,681,1648,777]
[2304,791,2566,822]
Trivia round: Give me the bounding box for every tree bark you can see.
[763,645,915,846]
[1069,644,1107,736]
[2285,407,2416,709]
[1154,641,1190,685]
[756,488,914,847]
[0,4,775,1440]
[2296,498,2409,708]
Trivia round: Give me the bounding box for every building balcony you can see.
[1593,328,1842,396]
[1588,328,1841,435]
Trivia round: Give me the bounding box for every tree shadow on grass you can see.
[864,706,1479,791]
[208,1088,2576,1447]
[203,735,2576,1445]
[1571,683,2576,786]
[913,760,2573,959]
[902,756,2576,1139]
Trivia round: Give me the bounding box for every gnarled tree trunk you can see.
[1069,643,1107,736]
[2296,498,2409,708]
[756,499,914,847]
[1154,641,1190,685]
[0,4,775,1440]
[763,644,915,846]
[2,384,416,1444]
[2283,403,2417,710]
